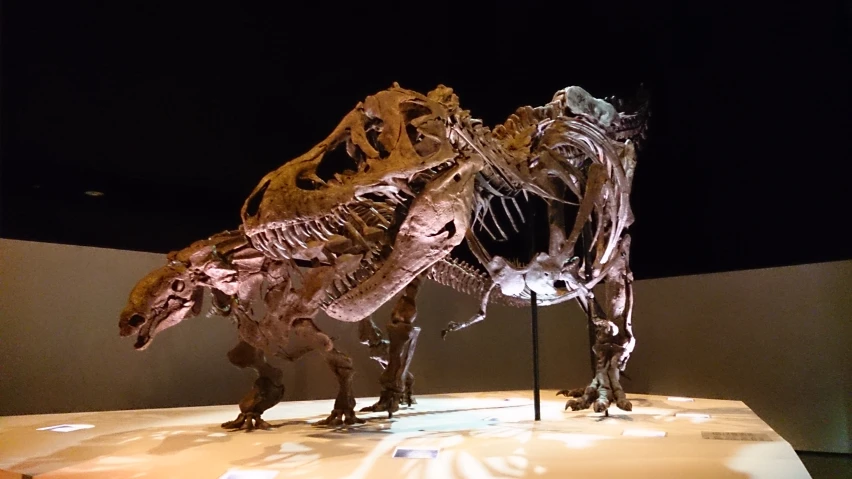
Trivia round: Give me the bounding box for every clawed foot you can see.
[221,412,273,431]
[441,321,460,339]
[360,389,407,417]
[314,408,366,427]
[557,385,632,413]
[441,317,482,339]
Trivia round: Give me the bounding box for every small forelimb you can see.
[358,315,390,368]
[441,283,495,339]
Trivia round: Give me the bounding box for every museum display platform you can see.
[0,390,810,478]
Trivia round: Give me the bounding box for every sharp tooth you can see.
[331,209,347,224]
[343,222,369,249]
[334,280,347,294]
[346,273,357,284]
[366,256,380,272]
[349,210,370,231]
[272,242,289,258]
[307,221,326,240]
[355,269,370,281]
[280,229,296,247]
[274,229,289,247]
[256,233,271,249]
[318,218,336,236]
[368,207,390,227]
[287,227,307,247]
[251,235,270,255]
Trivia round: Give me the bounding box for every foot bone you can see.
[221,412,273,431]
[314,408,366,427]
[557,381,632,413]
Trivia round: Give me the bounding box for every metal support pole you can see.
[531,290,541,421]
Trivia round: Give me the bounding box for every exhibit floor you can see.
[0,390,810,478]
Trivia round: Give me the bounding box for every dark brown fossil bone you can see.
[121,82,647,425]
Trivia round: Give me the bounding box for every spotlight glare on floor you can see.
[675,412,711,419]
[37,424,95,432]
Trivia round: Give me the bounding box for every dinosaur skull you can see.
[119,261,203,350]
[242,85,460,230]
[241,85,460,253]
[240,84,480,319]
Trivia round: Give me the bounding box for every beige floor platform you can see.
[0,390,810,478]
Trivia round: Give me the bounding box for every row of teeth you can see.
[422,159,456,177]
[320,247,385,306]
[316,160,455,305]
[249,159,458,259]
[248,159,458,303]
[248,202,395,259]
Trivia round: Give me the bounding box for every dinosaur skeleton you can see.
[120,83,647,428]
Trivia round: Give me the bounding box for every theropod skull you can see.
[242,85,462,241]
[240,84,481,321]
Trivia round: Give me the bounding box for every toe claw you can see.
[362,390,401,416]
[222,412,271,431]
[556,388,585,398]
[344,414,366,425]
[315,408,364,427]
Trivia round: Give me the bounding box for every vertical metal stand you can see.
[531,290,541,421]
[524,193,542,421]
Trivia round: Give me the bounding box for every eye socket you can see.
[365,119,389,159]
[308,141,360,189]
[402,101,442,157]
[171,279,185,292]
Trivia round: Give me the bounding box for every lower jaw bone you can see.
[324,160,479,322]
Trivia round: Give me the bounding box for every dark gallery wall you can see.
[0,239,849,454]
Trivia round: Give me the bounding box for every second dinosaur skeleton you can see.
[120,83,647,427]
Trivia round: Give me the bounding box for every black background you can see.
[2,2,850,279]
